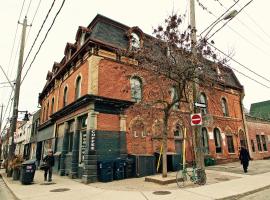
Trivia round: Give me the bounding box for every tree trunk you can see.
[162,111,169,178]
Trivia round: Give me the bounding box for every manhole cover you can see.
[50,188,70,192]
[153,191,171,195]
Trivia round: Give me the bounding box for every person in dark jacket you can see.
[239,146,251,173]
[43,149,55,182]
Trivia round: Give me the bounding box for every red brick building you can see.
[38,15,246,182]
[246,115,270,160]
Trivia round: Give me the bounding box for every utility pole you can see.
[0,104,4,160]
[190,0,206,183]
[8,16,29,161]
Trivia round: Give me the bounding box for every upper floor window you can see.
[63,86,68,107]
[170,87,179,109]
[131,32,140,49]
[131,119,145,138]
[46,101,49,120]
[214,128,222,153]
[80,32,85,46]
[75,76,82,100]
[221,97,229,117]
[51,98,55,114]
[130,77,142,102]
[199,93,207,115]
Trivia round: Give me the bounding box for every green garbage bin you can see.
[20,159,36,184]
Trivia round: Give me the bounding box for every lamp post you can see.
[203,10,238,40]
[189,0,239,184]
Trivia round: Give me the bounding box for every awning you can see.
[37,124,55,142]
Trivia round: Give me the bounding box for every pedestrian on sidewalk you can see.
[239,146,251,173]
[43,149,55,182]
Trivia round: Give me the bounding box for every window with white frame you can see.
[130,77,142,102]
[75,76,82,100]
[199,93,207,115]
[214,128,222,153]
[170,87,179,109]
[201,127,209,154]
[131,32,140,49]
[221,98,229,117]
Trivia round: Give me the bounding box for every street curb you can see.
[0,173,20,200]
[216,184,270,200]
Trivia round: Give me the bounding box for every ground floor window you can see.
[251,140,255,152]
[226,135,235,153]
[256,135,262,152]
[261,135,268,151]
[79,130,87,164]
[201,128,209,154]
[214,128,222,153]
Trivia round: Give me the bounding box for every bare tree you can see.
[121,14,223,178]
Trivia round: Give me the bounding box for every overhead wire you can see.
[7,0,26,77]
[25,0,33,17]
[208,42,270,88]
[22,0,56,69]
[21,0,66,84]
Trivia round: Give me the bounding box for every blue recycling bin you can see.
[113,158,126,180]
[97,160,114,182]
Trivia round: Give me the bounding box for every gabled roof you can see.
[250,100,270,120]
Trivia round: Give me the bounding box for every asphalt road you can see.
[238,188,270,200]
[0,176,15,200]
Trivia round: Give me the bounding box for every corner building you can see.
[38,15,246,183]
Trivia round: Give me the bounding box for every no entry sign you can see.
[191,113,202,126]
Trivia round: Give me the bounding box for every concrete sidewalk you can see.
[1,169,270,200]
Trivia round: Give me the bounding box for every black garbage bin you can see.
[124,157,135,178]
[20,159,36,184]
[113,158,125,180]
[97,160,113,182]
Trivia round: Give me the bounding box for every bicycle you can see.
[176,163,206,188]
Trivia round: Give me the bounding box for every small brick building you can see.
[37,15,247,182]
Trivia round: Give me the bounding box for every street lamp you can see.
[203,9,238,40]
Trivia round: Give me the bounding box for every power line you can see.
[208,42,270,88]
[25,0,33,17]
[7,0,26,77]
[207,0,254,40]
[22,0,56,69]
[21,0,66,84]
[213,0,270,50]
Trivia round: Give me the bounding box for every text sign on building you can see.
[90,130,96,151]
[191,113,202,126]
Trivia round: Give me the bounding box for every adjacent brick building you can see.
[38,14,247,182]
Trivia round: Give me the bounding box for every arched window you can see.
[199,93,207,115]
[75,76,81,100]
[63,86,68,107]
[171,87,179,109]
[214,128,222,153]
[130,77,142,102]
[46,101,49,120]
[51,98,55,114]
[221,98,229,116]
[201,127,209,154]
[131,32,140,49]
[174,123,183,139]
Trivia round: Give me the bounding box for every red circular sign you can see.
[191,114,202,125]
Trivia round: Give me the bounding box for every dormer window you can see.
[80,32,86,46]
[131,32,140,49]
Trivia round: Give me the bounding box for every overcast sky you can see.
[0,0,270,124]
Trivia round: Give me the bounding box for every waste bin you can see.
[113,158,125,180]
[124,157,135,178]
[97,160,113,182]
[20,159,36,184]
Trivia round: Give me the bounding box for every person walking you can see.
[239,146,251,173]
[43,149,55,182]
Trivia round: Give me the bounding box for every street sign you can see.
[194,102,207,108]
[191,113,202,126]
